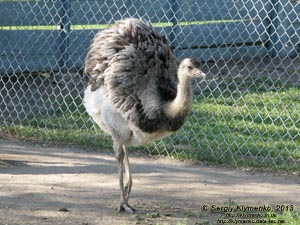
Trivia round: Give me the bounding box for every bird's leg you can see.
[114,142,135,213]
[123,145,133,203]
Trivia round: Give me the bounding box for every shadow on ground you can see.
[0,140,299,225]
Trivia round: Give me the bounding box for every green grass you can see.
[1,96,113,149]
[272,210,300,225]
[145,85,300,170]
[226,207,300,225]
[1,84,300,171]
[173,86,300,169]
[0,19,248,31]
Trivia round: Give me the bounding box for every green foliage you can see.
[162,85,300,170]
[1,84,299,170]
[256,211,300,225]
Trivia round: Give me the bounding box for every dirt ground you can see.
[0,140,299,225]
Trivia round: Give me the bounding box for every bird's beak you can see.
[195,71,206,78]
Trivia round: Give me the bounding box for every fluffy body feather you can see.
[84,87,172,146]
[84,18,190,144]
[83,18,205,212]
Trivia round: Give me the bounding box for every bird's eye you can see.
[187,65,193,70]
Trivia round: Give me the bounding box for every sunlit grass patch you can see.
[1,82,299,170]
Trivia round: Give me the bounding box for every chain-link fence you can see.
[0,0,299,170]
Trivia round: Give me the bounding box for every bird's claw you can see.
[118,203,136,213]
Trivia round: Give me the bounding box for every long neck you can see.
[164,75,193,120]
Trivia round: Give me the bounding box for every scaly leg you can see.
[114,142,135,213]
[123,145,133,203]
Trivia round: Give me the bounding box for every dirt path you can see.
[0,140,299,225]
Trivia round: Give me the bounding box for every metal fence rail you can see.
[0,0,299,170]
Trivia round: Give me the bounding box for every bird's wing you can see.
[85,18,178,132]
[84,27,130,91]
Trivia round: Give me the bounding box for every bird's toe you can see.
[118,203,136,213]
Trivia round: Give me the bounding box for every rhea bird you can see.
[83,18,206,213]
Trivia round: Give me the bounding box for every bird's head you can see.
[178,58,206,79]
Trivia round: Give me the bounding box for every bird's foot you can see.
[117,203,136,213]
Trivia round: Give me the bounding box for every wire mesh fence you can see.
[0,0,299,170]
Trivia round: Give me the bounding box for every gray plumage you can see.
[83,18,206,213]
[85,18,180,132]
